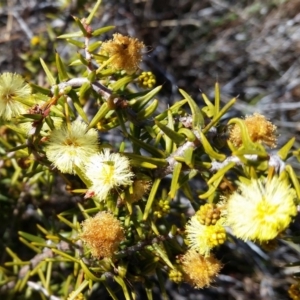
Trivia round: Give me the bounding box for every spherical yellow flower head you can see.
[0,73,32,120]
[137,71,156,89]
[181,249,222,289]
[80,211,125,258]
[185,216,226,256]
[168,268,183,284]
[153,199,171,218]
[45,120,99,174]
[225,177,297,242]
[85,149,134,201]
[101,33,144,74]
[196,203,222,226]
[30,36,41,46]
[229,113,277,148]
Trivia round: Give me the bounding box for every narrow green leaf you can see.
[152,243,173,269]
[278,137,295,160]
[114,276,131,300]
[18,270,32,292]
[19,237,41,253]
[129,85,162,110]
[286,165,300,202]
[155,120,186,145]
[21,114,43,120]
[69,59,83,66]
[136,99,158,120]
[128,134,166,158]
[169,162,182,198]
[199,175,224,199]
[123,153,167,168]
[200,131,226,161]
[30,83,50,95]
[52,249,79,263]
[57,214,78,230]
[40,58,56,85]
[179,89,204,128]
[86,0,102,25]
[92,26,115,37]
[77,52,89,66]
[88,102,109,129]
[57,31,83,39]
[18,231,45,243]
[79,260,102,281]
[165,110,175,154]
[203,96,236,134]
[5,247,21,261]
[177,128,196,142]
[110,76,133,91]
[103,281,119,300]
[207,161,236,185]
[45,261,52,290]
[73,16,88,36]
[68,280,90,300]
[143,178,161,220]
[201,92,215,117]
[145,282,153,300]
[232,147,268,159]
[66,38,85,48]
[115,110,128,137]
[56,53,69,82]
[78,81,91,99]
[88,41,102,53]
[183,146,194,167]
[155,99,187,121]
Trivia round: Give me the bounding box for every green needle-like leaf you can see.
[179,89,204,128]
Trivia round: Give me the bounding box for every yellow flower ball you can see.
[225,177,297,242]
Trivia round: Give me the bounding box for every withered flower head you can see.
[101,33,145,74]
[181,249,222,289]
[128,174,152,203]
[80,212,125,258]
[288,283,300,300]
[229,112,277,148]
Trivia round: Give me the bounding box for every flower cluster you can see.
[85,149,134,201]
[229,112,277,148]
[45,121,134,201]
[137,71,156,89]
[185,215,226,256]
[0,73,32,120]
[181,249,222,289]
[80,211,125,258]
[224,177,297,242]
[45,120,99,174]
[100,33,145,74]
